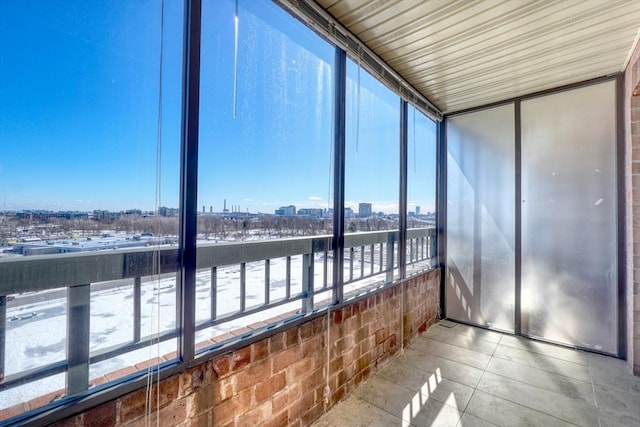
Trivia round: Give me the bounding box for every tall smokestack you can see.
[224,199,227,211]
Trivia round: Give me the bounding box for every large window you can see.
[0,0,183,415]
[406,107,437,276]
[344,59,400,293]
[195,0,334,349]
[0,0,439,423]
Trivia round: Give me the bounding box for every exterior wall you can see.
[44,269,440,426]
[625,40,640,376]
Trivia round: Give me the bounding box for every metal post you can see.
[67,284,90,395]
[211,266,217,320]
[302,253,314,312]
[265,259,270,305]
[0,296,6,381]
[240,262,246,312]
[133,277,141,342]
[514,101,522,335]
[286,256,291,299]
[386,234,395,283]
[370,244,375,275]
[323,251,328,289]
[399,100,408,279]
[177,0,202,364]
[332,47,347,304]
[436,119,447,317]
[349,247,354,281]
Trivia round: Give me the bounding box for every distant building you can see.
[93,210,121,222]
[344,207,354,218]
[157,206,179,217]
[358,203,372,218]
[275,205,296,216]
[297,208,323,218]
[416,206,420,215]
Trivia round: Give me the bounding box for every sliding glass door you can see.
[445,79,619,354]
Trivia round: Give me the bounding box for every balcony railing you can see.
[0,227,435,411]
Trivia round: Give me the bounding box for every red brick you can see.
[145,398,188,427]
[302,334,324,357]
[187,384,214,417]
[117,388,147,422]
[211,332,235,343]
[300,368,325,393]
[301,402,324,426]
[82,400,116,427]
[89,375,108,387]
[269,333,285,353]
[252,339,269,362]
[331,385,346,404]
[134,357,164,371]
[214,377,234,403]
[237,401,272,425]
[285,327,300,347]
[333,309,343,324]
[231,346,252,371]
[28,389,64,410]
[300,321,314,340]
[288,390,316,422]
[230,326,252,337]
[212,354,231,378]
[0,403,29,423]
[105,365,137,382]
[273,346,303,373]
[356,353,371,374]
[288,356,314,382]
[235,359,271,392]
[212,389,251,425]
[180,364,206,396]
[263,409,288,427]
[255,371,286,403]
[329,356,343,376]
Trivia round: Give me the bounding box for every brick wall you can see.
[625,41,640,376]
[46,269,440,426]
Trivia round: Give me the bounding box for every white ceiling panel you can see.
[314,0,640,113]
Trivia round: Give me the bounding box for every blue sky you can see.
[0,0,436,214]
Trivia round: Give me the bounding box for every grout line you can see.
[586,355,603,427]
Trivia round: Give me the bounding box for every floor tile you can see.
[492,344,591,381]
[498,334,588,365]
[313,396,403,427]
[353,376,462,426]
[411,337,491,371]
[598,406,640,427]
[456,413,499,427]
[484,357,595,403]
[401,348,485,388]
[465,390,577,427]
[593,382,640,420]
[476,371,599,427]
[588,352,640,394]
[445,323,505,344]
[424,325,499,356]
[377,359,475,410]
[314,321,640,427]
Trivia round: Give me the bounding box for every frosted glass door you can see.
[521,81,617,354]
[446,104,515,332]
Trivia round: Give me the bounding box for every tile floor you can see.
[313,320,640,427]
